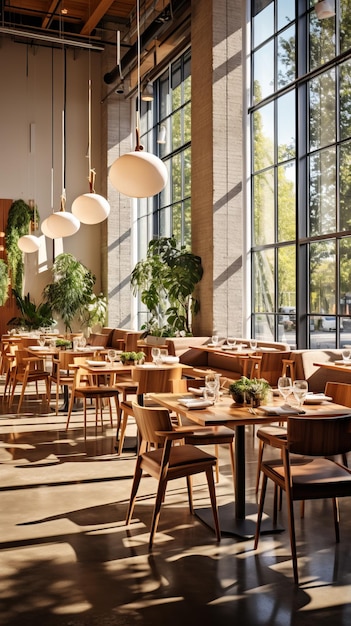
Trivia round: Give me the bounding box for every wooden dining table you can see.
[148,391,351,539]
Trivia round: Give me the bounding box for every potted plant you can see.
[120,351,145,365]
[43,253,101,334]
[229,376,271,407]
[8,289,55,331]
[131,236,203,337]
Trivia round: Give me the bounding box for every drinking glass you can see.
[342,348,351,363]
[107,349,117,364]
[151,347,161,364]
[211,335,219,346]
[160,348,168,361]
[292,380,308,408]
[205,372,220,402]
[250,339,258,350]
[277,376,292,406]
[226,337,236,349]
[38,336,46,348]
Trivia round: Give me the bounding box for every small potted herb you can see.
[229,376,271,406]
[120,351,145,365]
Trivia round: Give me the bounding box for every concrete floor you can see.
[1,381,351,626]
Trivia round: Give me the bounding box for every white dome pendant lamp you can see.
[18,202,41,252]
[109,0,168,198]
[72,79,110,224]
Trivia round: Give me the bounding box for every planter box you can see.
[145,335,167,346]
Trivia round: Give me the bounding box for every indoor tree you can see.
[131,236,203,336]
[43,253,105,333]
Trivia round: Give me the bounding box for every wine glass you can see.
[38,336,46,348]
[292,380,308,409]
[211,335,219,347]
[342,348,351,363]
[250,339,258,350]
[107,349,117,364]
[205,372,220,402]
[151,347,161,364]
[277,376,292,406]
[226,337,236,349]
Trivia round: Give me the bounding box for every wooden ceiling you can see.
[1,0,191,90]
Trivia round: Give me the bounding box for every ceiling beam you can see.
[80,0,116,37]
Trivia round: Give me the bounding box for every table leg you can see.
[194,424,284,539]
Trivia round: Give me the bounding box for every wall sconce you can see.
[315,1,335,19]
[157,125,166,144]
[141,81,154,101]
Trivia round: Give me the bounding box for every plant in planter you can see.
[8,289,55,331]
[5,199,40,293]
[229,376,271,406]
[131,236,203,337]
[78,292,107,336]
[43,253,99,333]
[120,351,145,365]
[0,259,9,306]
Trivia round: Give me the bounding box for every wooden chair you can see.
[254,415,351,584]
[8,347,51,413]
[281,358,296,382]
[66,364,119,439]
[171,377,235,484]
[116,365,182,455]
[125,401,221,550]
[49,350,76,414]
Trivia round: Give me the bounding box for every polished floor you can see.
[1,380,351,626]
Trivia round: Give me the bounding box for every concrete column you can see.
[191,0,243,338]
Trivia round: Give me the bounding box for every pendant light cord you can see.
[135,0,143,151]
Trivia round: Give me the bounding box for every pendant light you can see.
[72,79,110,224]
[109,0,168,198]
[42,48,80,239]
[18,201,41,252]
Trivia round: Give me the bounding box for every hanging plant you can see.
[5,199,40,294]
[0,259,9,306]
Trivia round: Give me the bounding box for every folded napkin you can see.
[86,360,107,367]
[260,405,305,415]
[188,386,205,396]
[334,360,351,366]
[304,394,332,404]
[178,398,214,409]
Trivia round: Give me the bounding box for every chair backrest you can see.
[132,401,173,446]
[325,381,351,407]
[132,365,182,394]
[260,351,290,386]
[287,415,351,457]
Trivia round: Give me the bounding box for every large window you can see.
[250,0,351,348]
[134,48,191,329]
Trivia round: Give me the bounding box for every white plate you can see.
[334,360,351,366]
[86,360,107,367]
[304,394,333,404]
[29,345,49,350]
[221,345,237,351]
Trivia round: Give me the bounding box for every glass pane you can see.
[252,102,274,172]
[172,110,181,151]
[309,70,336,152]
[172,153,182,201]
[340,237,351,316]
[252,248,275,313]
[309,240,336,314]
[278,245,296,312]
[159,160,171,208]
[158,207,172,238]
[340,140,351,231]
[254,313,276,341]
[277,0,295,30]
[252,0,274,48]
[252,40,274,103]
[277,91,295,162]
[172,202,182,244]
[277,25,295,88]
[183,197,191,248]
[340,59,351,141]
[184,146,191,197]
[340,1,351,54]
[277,162,296,241]
[253,169,275,245]
[309,148,336,236]
[184,101,191,143]
[309,9,336,71]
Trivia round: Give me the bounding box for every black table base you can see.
[195,502,284,540]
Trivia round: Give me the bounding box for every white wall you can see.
[0,37,104,317]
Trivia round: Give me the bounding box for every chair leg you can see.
[117,410,131,455]
[205,466,221,542]
[255,440,264,495]
[126,457,143,525]
[333,497,340,543]
[254,473,268,549]
[148,474,168,550]
[214,444,219,483]
[285,489,298,584]
[186,475,194,513]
